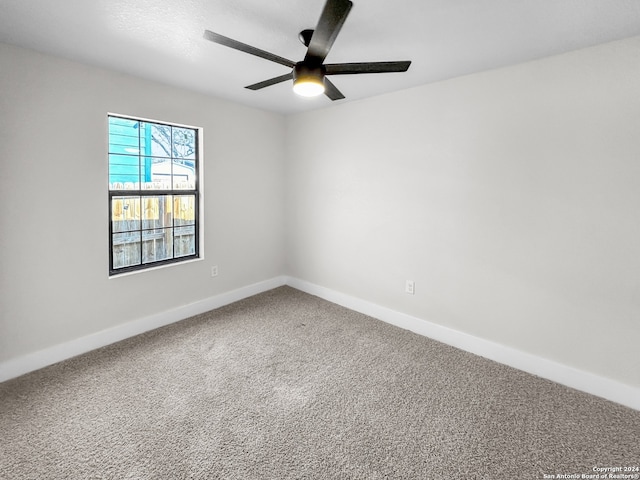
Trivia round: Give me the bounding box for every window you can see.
[108,115,200,275]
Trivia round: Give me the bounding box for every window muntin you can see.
[108,115,199,275]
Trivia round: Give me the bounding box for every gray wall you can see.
[285,36,640,387]
[0,43,285,363]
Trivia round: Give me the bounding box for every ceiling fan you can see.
[203,0,411,101]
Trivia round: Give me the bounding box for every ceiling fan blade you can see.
[203,30,296,68]
[325,61,412,75]
[323,78,345,101]
[304,0,353,65]
[245,73,294,91]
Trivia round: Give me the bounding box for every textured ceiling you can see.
[1,0,639,115]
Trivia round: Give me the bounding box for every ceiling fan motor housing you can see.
[293,62,326,83]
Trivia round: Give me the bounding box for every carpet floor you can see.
[1,286,639,479]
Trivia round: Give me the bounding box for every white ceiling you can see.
[1,0,639,115]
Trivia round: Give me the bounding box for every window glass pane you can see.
[148,159,174,189]
[142,228,173,264]
[172,162,196,190]
[142,122,172,159]
[173,195,195,226]
[112,196,140,233]
[109,154,140,187]
[174,225,195,258]
[108,117,140,156]
[173,127,196,160]
[142,195,172,230]
[112,232,141,269]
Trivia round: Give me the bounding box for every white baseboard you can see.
[0,276,287,383]
[3,274,638,411]
[285,276,640,411]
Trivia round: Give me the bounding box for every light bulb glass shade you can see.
[293,63,325,97]
[293,78,325,97]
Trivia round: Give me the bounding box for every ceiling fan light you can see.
[293,63,325,97]
[293,78,325,97]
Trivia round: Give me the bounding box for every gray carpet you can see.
[1,286,638,479]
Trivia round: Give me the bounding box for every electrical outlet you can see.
[405,280,415,295]
[211,265,219,277]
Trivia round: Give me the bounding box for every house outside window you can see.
[108,115,200,275]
